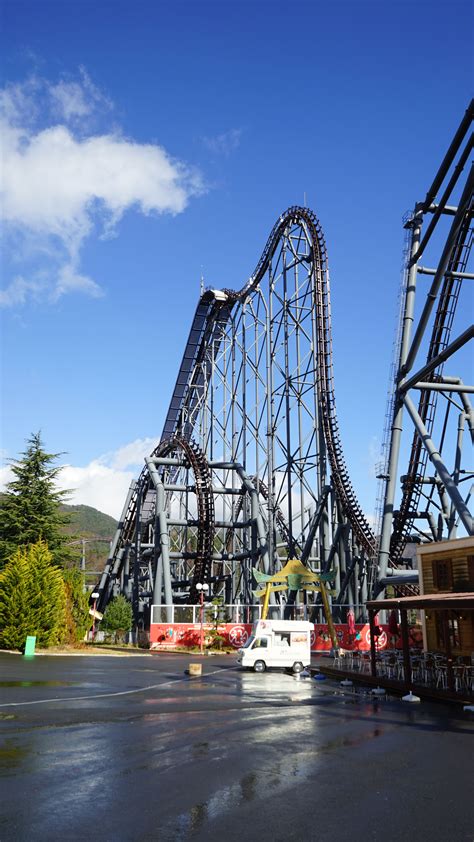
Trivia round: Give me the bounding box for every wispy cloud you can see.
[202,128,242,157]
[49,68,113,123]
[0,71,205,307]
[0,274,46,307]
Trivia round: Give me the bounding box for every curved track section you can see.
[154,437,215,602]
[168,206,375,555]
[99,206,376,614]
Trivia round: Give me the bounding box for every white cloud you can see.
[0,465,14,488]
[0,274,46,307]
[56,437,157,519]
[104,437,157,470]
[57,461,134,521]
[0,72,205,306]
[202,128,242,156]
[54,263,103,299]
[0,436,157,520]
[49,68,112,123]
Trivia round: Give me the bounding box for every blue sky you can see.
[1,0,472,519]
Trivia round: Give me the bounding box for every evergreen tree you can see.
[101,595,133,642]
[28,541,67,646]
[63,568,90,643]
[0,541,67,650]
[0,547,31,649]
[0,432,73,568]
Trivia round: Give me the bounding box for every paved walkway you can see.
[1,652,473,842]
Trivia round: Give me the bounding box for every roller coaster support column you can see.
[132,481,144,632]
[300,486,331,565]
[231,464,271,574]
[401,165,474,377]
[402,393,473,534]
[377,213,422,585]
[449,410,467,538]
[97,482,135,611]
[145,457,173,621]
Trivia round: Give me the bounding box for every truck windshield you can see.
[242,636,255,649]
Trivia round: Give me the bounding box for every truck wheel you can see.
[292,662,304,674]
[254,660,266,673]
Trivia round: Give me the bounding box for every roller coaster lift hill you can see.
[96,101,473,631]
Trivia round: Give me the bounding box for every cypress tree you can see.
[0,547,31,650]
[63,568,90,643]
[0,432,73,568]
[0,541,67,650]
[28,541,67,647]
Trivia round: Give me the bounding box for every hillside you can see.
[61,504,117,575]
[62,504,117,539]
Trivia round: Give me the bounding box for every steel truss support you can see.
[96,104,472,623]
[97,208,374,621]
[375,101,474,595]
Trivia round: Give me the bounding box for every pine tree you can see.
[101,595,133,642]
[0,432,73,568]
[0,542,67,650]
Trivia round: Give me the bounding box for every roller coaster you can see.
[96,102,473,628]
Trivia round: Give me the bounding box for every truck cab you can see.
[237,619,312,673]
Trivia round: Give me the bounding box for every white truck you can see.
[237,619,312,673]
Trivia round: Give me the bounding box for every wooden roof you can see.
[366,592,474,611]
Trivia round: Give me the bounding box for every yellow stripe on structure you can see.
[319,583,338,649]
[262,583,271,620]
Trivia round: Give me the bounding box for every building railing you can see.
[150,603,371,625]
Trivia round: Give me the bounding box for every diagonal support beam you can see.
[402,394,473,534]
[400,325,474,392]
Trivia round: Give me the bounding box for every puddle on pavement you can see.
[0,680,74,688]
[164,723,385,840]
[0,740,29,772]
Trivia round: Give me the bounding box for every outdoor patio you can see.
[329,647,473,699]
[320,592,474,704]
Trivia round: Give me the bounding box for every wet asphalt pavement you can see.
[0,652,473,842]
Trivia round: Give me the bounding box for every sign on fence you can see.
[150,622,423,651]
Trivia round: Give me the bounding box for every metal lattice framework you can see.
[97,207,376,625]
[374,100,474,594]
[96,102,473,625]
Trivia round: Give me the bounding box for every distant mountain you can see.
[61,504,117,574]
[62,504,117,539]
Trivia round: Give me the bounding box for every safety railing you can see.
[150,603,370,625]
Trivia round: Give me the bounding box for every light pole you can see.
[66,537,113,593]
[196,583,209,655]
[91,591,100,641]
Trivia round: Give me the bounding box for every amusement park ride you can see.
[95,101,473,632]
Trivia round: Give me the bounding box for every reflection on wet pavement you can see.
[0,681,74,688]
[0,653,472,842]
[163,723,385,841]
[0,740,29,772]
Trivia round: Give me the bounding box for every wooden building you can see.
[417,536,474,657]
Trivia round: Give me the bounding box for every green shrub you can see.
[0,541,66,650]
[101,595,133,642]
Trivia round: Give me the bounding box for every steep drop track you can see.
[116,207,377,598]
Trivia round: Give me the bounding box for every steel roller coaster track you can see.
[97,102,473,622]
[98,208,375,610]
